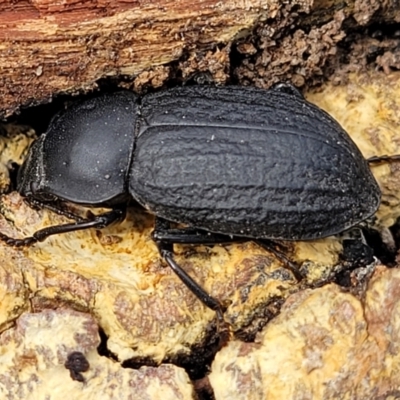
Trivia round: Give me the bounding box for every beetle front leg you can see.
[153,218,231,346]
[158,243,226,317]
[0,208,125,247]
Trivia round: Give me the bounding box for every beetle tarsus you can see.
[367,154,400,164]
[0,232,37,247]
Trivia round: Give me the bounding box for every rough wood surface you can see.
[0,0,399,117]
[0,0,274,116]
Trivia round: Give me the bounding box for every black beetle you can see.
[0,84,395,323]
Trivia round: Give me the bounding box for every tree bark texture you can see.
[0,0,399,116]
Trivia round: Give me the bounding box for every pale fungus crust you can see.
[0,309,194,399]
[0,124,36,193]
[0,191,295,361]
[210,267,400,400]
[0,248,30,332]
[306,71,400,230]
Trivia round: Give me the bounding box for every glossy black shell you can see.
[129,86,381,240]
[18,85,381,241]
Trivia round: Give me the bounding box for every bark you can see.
[0,0,398,116]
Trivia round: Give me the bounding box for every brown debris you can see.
[377,49,400,74]
[178,46,231,85]
[353,0,381,25]
[233,10,346,88]
[132,66,171,92]
[326,32,400,86]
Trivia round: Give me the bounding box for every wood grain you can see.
[0,0,398,116]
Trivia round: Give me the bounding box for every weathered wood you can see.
[0,0,276,116]
[0,0,399,116]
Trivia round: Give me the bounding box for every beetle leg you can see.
[255,239,303,281]
[0,208,125,247]
[367,154,400,164]
[153,218,230,343]
[152,224,245,245]
[156,240,230,346]
[158,244,226,316]
[153,220,302,280]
